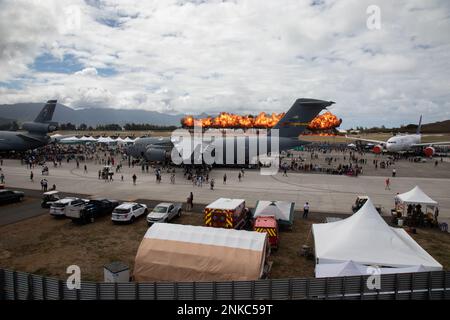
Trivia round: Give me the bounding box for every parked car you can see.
[41,190,61,208]
[111,202,148,224]
[66,198,119,224]
[146,202,182,225]
[0,189,24,204]
[49,197,86,217]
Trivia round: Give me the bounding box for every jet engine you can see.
[424,146,435,157]
[144,147,168,162]
[372,145,383,154]
[22,121,58,133]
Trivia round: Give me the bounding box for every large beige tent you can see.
[312,199,442,277]
[134,224,268,282]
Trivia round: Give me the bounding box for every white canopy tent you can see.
[396,186,438,211]
[97,136,116,144]
[315,260,428,278]
[312,199,442,278]
[59,136,80,144]
[123,137,136,143]
[79,136,97,142]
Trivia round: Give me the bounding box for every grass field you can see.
[0,211,448,281]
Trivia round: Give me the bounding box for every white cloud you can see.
[75,67,98,76]
[0,0,449,128]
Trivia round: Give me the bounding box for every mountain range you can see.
[0,102,191,126]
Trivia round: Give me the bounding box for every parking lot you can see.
[0,194,449,281]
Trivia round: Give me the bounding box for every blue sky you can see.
[0,0,449,129]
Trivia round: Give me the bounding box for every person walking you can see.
[132,174,137,185]
[223,173,227,184]
[186,192,193,211]
[238,172,242,182]
[84,164,88,173]
[385,178,391,190]
[392,168,396,177]
[30,171,34,182]
[210,178,215,190]
[0,173,5,184]
[303,202,310,219]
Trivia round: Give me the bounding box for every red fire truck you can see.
[253,215,279,249]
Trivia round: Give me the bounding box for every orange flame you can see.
[181,111,341,130]
[307,111,342,130]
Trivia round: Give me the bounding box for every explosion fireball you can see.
[181,111,342,131]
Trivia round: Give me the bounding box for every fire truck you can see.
[253,216,279,249]
[204,198,248,229]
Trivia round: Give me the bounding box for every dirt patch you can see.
[0,211,448,281]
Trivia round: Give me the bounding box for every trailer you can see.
[204,198,248,229]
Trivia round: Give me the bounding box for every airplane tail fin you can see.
[34,100,57,123]
[271,98,335,138]
[416,115,422,134]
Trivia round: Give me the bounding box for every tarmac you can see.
[1,155,450,228]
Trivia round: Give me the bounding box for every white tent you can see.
[59,136,80,144]
[396,186,438,206]
[97,136,116,144]
[123,137,136,143]
[312,199,442,275]
[253,200,295,227]
[315,260,428,278]
[79,136,97,142]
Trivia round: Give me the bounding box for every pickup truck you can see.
[146,202,182,225]
[66,198,119,224]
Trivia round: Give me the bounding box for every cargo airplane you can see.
[126,98,335,165]
[0,100,58,151]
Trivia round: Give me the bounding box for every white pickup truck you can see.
[146,202,182,225]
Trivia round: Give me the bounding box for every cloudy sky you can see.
[1,0,449,128]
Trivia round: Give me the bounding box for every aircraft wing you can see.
[17,133,44,143]
[173,139,215,162]
[411,141,450,147]
[345,135,386,146]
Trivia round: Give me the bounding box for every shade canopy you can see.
[134,224,268,282]
[59,136,80,143]
[396,186,438,206]
[253,200,295,226]
[312,199,442,272]
[97,136,116,143]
